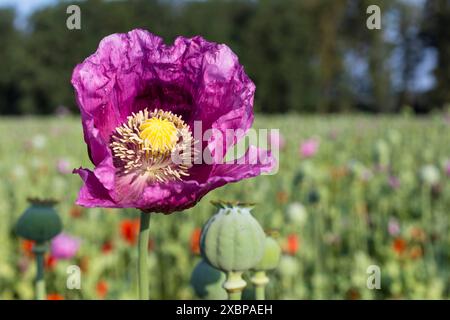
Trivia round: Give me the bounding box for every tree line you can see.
[0,0,448,115]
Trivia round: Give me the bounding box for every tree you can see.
[0,9,27,114]
[421,0,450,108]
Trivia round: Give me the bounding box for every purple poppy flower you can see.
[57,158,71,175]
[71,29,275,214]
[388,218,400,236]
[299,138,319,158]
[388,176,400,190]
[50,233,80,259]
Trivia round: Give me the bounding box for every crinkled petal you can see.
[136,146,275,213]
[73,168,116,207]
[81,118,110,166]
[72,29,255,162]
[208,146,275,182]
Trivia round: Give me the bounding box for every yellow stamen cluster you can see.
[110,109,195,183]
[139,117,178,154]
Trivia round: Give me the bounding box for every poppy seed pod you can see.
[278,256,299,277]
[420,165,440,186]
[200,202,265,272]
[286,202,307,226]
[190,260,227,300]
[16,199,62,242]
[292,170,305,186]
[307,189,320,204]
[253,236,281,271]
[250,235,282,300]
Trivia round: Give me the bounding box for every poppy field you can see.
[1,113,450,300]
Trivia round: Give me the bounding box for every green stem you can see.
[138,212,151,300]
[224,271,246,300]
[251,271,269,300]
[228,291,242,300]
[255,285,265,300]
[33,242,46,300]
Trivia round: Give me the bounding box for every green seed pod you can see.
[292,170,305,186]
[307,189,320,204]
[200,202,265,272]
[252,236,281,271]
[16,199,62,242]
[420,165,440,186]
[286,202,307,226]
[190,260,227,300]
[278,256,299,277]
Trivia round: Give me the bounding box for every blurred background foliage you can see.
[1,114,449,299]
[0,0,449,115]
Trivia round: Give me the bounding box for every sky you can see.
[0,0,436,92]
[0,0,57,18]
[0,0,58,27]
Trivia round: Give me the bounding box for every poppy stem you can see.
[224,271,246,300]
[255,285,265,300]
[251,271,269,300]
[138,212,151,300]
[33,242,47,300]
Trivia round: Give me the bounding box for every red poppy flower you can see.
[21,240,35,257]
[120,219,140,245]
[101,240,114,254]
[96,280,109,299]
[392,238,407,255]
[45,254,57,270]
[190,228,201,255]
[47,293,64,300]
[283,234,300,256]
